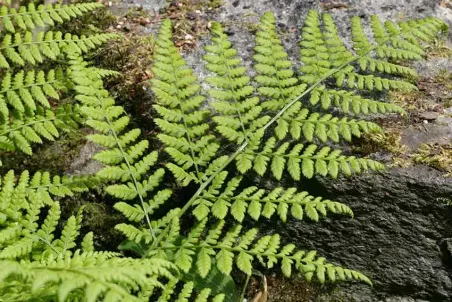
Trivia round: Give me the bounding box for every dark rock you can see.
[271,165,452,301]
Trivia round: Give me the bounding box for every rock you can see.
[401,123,452,151]
[68,141,103,176]
[419,111,440,121]
[272,165,452,301]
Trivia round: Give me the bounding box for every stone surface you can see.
[278,165,452,301]
[401,123,452,151]
[419,111,441,121]
[68,141,103,175]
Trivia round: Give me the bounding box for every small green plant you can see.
[0,3,448,301]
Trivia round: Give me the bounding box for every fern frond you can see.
[254,12,307,111]
[0,31,116,68]
[0,256,176,302]
[151,19,219,185]
[237,132,384,180]
[0,105,81,154]
[157,220,371,285]
[0,2,103,33]
[278,101,382,142]
[0,69,64,120]
[193,174,353,222]
[68,52,174,245]
[205,22,270,144]
[309,87,404,115]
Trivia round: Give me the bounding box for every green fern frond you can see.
[237,132,384,180]
[0,105,82,155]
[151,19,219,185]
[205,22,270,144]
[68,52,174,245]
[254,12,307,111]
[0,256,176,302]
[193,174,353,222]
[157,220,370,285]
[0,2,103,33]
[309,87,405,115]
[0,69,64,120]
[0,31,116,68]
[278,101,382,142]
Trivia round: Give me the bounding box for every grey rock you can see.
[419,111,440,121]
[68,141,103,176]
[401,123,452,151]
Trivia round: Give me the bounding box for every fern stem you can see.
[150,22,425,249]
[168,64,201,180]
[101,106,157,241]
[240,273,251,302]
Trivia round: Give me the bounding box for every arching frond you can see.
[0,2,103,33]
[151,19,219,185]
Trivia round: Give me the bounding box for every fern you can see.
[0,1,116,156]
[0,2,103,33]
[205,22,270,144]
[151,19,220,185]
[0,7,446,302]
[192,174,353,222]
[0,31,116,68]
[145,10,445,297]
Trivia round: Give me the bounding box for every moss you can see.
[353,129,407,156]
[412,143,452,176]
[0,128,87,175]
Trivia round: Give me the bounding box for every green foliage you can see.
[205,22,270,144]
[0,5,447,302]
[0,1,115,156]
[151,19,220,185]
[0,3,104,33]
[145,10,445,300]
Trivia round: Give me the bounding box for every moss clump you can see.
[412,143,452,176]
[0,129,87,175]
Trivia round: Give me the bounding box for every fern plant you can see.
[70,11,445,300]
[0,5,447,301]
[0,1,115,156]
[144,11,443,298]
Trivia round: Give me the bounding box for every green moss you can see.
[0,128,87,175]
[412,143,452,176]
